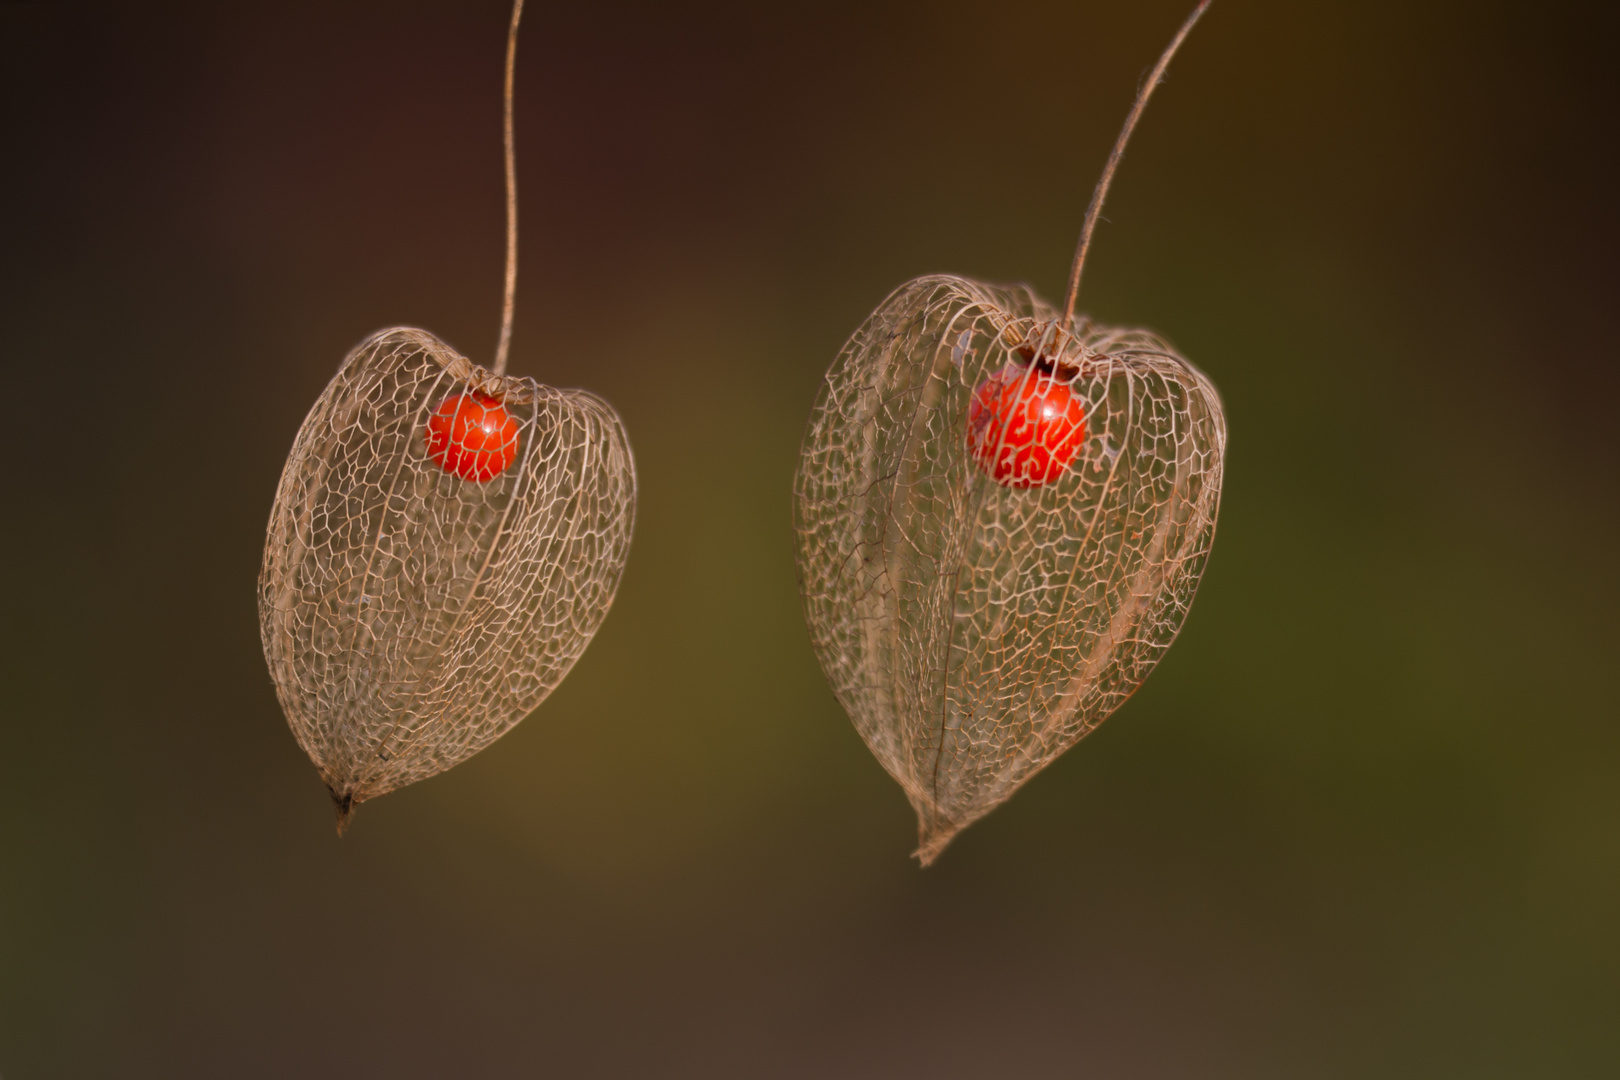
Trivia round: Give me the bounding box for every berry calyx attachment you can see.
[424,391,521,482]
[967,368,1087,488]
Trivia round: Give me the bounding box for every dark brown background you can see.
[2,0,1617,1075]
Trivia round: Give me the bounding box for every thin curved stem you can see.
[1062,0,1210,326]
[493,0,525,376]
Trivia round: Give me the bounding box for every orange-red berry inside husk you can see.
[967,368,1087,488]
[424,392,521,482]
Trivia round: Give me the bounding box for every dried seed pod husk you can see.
[794,276,1225,864]
[260,328,636,831]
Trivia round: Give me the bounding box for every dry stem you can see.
[1062,0,1211,325]
[493,0,525,376]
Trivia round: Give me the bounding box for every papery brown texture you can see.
[794,276,1224,864]
[259,328,636,830]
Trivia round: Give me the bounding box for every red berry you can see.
[967,368,1087,488]
[424,392,521,482]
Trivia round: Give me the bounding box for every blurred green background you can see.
[2,0,1616,1075]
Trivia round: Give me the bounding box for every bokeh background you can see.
[2,0,1617,1075]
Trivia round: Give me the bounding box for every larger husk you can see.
[794,276,1225,864]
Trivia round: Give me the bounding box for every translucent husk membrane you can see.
[260,328,636,831]
[794,276,1225,864]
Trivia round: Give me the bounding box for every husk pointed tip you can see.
[330,788,358,837]
[912,818,965,868]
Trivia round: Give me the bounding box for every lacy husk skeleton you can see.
[794,2,1224,864]
[258,0,636,831]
